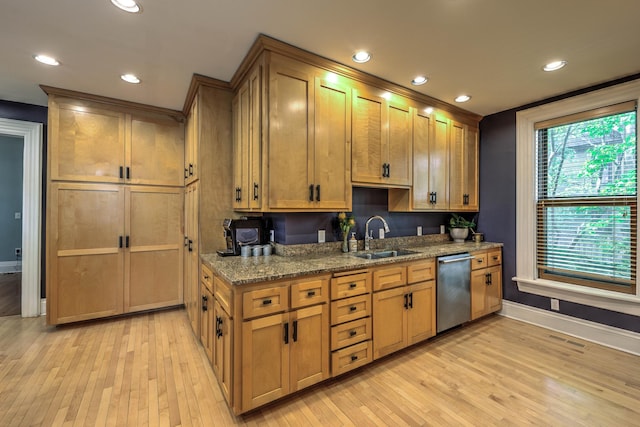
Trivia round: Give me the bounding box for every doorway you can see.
[0,118,42,317]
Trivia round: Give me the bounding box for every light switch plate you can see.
[551,298,560,311]
[378,228,385,239]
[318,229,325,243]
[15,212,21,219]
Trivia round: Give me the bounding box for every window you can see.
[536,102,637,293]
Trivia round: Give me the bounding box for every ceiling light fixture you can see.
[412,76,428,85]
[34,54,60,66]
[110,0,142,13]
[352,51,371,63]
[121,73,141,84]
[543,60,567,72]
[455,95,471,103]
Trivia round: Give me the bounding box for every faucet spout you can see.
[364,215,390,251]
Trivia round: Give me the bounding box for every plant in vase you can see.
[337,212,356,252]
[448,213,476,243]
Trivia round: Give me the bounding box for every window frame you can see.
[515,79,640,316]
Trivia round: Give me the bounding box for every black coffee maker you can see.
[217,217,270,256]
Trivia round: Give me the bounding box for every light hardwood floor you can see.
[0,308,638,426]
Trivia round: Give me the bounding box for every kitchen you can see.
[1,1,640,425]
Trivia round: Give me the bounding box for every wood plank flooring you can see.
[0,273,20,317]
[0,308,638,426]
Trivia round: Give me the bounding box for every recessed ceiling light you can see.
[543,60,567,72]
[424,107,434,114]
[455,95,471,103]
[121,73,141,84]
[34,54,60,66]
[110,0,142,13]
[352,51,371,63]
[412,76,428,85]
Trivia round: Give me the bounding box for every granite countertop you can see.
[201,238,503,286]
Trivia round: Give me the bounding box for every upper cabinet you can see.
[48,94,184,187]
[449,123,478,211]
[352,88,412,187]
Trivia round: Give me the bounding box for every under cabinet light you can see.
[111,0,142,13]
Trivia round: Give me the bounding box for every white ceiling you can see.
[2,0,640,117]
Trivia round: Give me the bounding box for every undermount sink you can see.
[352,249,419,260]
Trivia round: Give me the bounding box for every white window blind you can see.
[536,101,637,293]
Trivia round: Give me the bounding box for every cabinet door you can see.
[48,183,124,324]
[449,120,467,210]
[387,102,412,186]
[352,88,387,184]
[200,283,213,363]
[313,78,352,210]
[412,111,432,209]
[372,287,407,359]
[125,186,183,312]
[464,125,479,211]
[470,269,489,320]
[214,301,233,405]
[232,83,250,209]
[184,183,199,335]
[49,99,125,183]
[267,63,314,209]
[185,97,198,185]
[429,115,450,210]
[407,281,436,345]
[128,114,184,186]
[248,65,263,210]
[486,265,502,313]
[242,313,289,411]
[290,304,329,391]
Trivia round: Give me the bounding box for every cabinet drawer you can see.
[471,252,488,270]
[331,272,371,300]
[407,259,436,284]
[242,286,288,320]
[291,276,329,309]
[214,276,233,316]
[331,317,371,351]
[331,340,372,377]
[201,264,214,293]
[372,265,407,291]
[331,294,371,325]
[487,249,502,267]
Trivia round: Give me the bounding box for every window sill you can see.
[513,276,640,316]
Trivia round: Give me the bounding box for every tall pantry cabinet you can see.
[182,76,235,337]
[45,87,185,325]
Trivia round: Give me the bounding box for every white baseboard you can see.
[500,300,640,356]
[40,298,46,316]
[0,261,22,274]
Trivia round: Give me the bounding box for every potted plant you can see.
[449,213,476,243]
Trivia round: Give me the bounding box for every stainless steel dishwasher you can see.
[437,253,473,333]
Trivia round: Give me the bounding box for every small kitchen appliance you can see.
[217,217,270,256]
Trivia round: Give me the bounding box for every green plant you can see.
[449,213,476,229]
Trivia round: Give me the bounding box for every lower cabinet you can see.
[213,300,233,404]
[470,248,503,320]
[200,281,213,363]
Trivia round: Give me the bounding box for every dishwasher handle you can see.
[438,256,475,264]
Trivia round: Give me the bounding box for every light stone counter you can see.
[201,237,503,286]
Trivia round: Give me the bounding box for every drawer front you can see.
[407,259,436,284]
[201,264,214,293]
[331,317,371,351]
[291,276,329,309]
[242,286,288,320]
[331,340,372,377]
[331,294,371,325]
[487,249,502,267]
[372,265,407,291]
[471,252,488,270]
[331,272,371,300]
[214,276,233,316]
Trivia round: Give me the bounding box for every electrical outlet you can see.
[317,229,325,243]
[378,228,385,239]
[550,298,560,311]
[15,248,21,256]
[15,212,21,219]
[269,229,275,242]
[417,226,422,236]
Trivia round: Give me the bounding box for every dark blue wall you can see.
[0,99,48,297]
[479,74,640,333]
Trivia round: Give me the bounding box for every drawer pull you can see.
[262,299,272,305]
[349,283,357,289]
[349,330,357,337]
[350,355,358,362]
[307,290,316,297]
[349,306,357,312]
[203,275,209,280]
[493,256,499,261]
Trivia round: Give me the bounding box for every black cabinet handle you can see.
[189,163,194,176]
[488,273,493,285]
[217,317,223,338]
[387,163,391,178]
[382,163,390,178]
[350,355,358,362]
[463,194,469,205]
[404,294,409,309]
[188,239,193,252]
[184,236,188,247]
[125,236,130,248]
[284,322,289,344]
[253,183,259,200]
[184,168,189,179]
[201,295,208,311]
[126,167,130,180]
[292,320,298,342]
[315,185,320,202]
[485,273,491,285]
[349,283,357,289]
[430,192,437,204]
[119,236,123,248]
[409,292,413,309]
[349,306,357,312]
[309,184,314,202]
[349,330,357,337]
[307,290,316,297]
[262,299,272,305]
[120,166,124,179]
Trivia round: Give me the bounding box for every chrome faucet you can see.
[364,215,390,251]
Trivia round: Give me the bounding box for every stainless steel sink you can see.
[352,249,418,260]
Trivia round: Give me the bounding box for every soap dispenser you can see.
[349,232,358,252]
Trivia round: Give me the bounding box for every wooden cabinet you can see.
[352,88,412,187]
[372,260,436,359]
[471,248,503,320]
[213,300,233,405]
[200,281,214,363]
[184,96,198,184]
[47,183,183,324]
[48,95,184,186]
[449,120,479,211]
[184,183,200,335]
